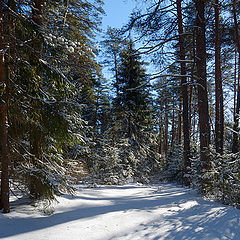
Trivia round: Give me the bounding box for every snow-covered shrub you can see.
[206,151,240,206]
[83,134,161,185]
[188,144,202,189]
[165,144,184,182]
[14,156,75,202]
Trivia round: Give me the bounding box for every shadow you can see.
[108,192,240,239]
[0,184,239,239]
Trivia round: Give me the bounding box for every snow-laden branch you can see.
[226,126,240,135]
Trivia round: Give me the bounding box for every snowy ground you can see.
[0,184,240,240]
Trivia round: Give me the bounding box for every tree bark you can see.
[177,100,182,144]
[177,0,191,185]
[233,48,237,118]
[189,85,193,140]
[158,115,163,154]
[232,0,240,153]
[190,28,196,143]
[214,0,224,154]
[0,0,10,213]
[164,102,168,155]
[195,0,211,174]
[171,107,175,148]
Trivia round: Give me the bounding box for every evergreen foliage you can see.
[1,0,240,212]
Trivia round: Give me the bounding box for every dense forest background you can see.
[0,0,240,213]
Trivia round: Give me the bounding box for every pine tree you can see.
[101,27,124,97]
[176,0,191,185]
[232,0,240,153]
[214,0,224,155]
[195,0,211,186]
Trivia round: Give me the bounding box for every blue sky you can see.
[101,0,137,30]
[99,0,137,80]
[99,0,152,85]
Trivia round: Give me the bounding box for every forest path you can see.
[0,183,240,240]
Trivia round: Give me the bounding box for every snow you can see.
[1,183,240,240]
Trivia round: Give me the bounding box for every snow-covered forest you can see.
[0,0,240,238]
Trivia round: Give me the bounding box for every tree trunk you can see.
[0,105,10,213]
[195,0,211,175]
[177,0,191,185]
[177,100,182,143]
[164,103,168,155]
[190,28,195,143]
[158,115,163,154]
[232,0,240,153]
[171,107,175,148]
[189,85,193,140]
[0,0,10,213]
[233,60,240,153]
[233,48,237,118]
[214,0,224,154]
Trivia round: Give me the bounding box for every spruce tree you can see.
[0,0,104,207]
[115,41,152,140]
[111,41,156,182]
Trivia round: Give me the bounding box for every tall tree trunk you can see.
[177,0,191,185]
[171,107,175,148]
[214,0,224,154]
[189,85,193,140]
[233,59,240,153]
[195,0,211,176]
[164,103,168,155]
[233,48,237,117]
[177,100,182,143]
[158,115,163,154]
[0,0,10,213]
[192,104,197,143]
[232,0,240,153]
[190,28,196,143]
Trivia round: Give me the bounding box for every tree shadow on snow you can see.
[0,184,239,239]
